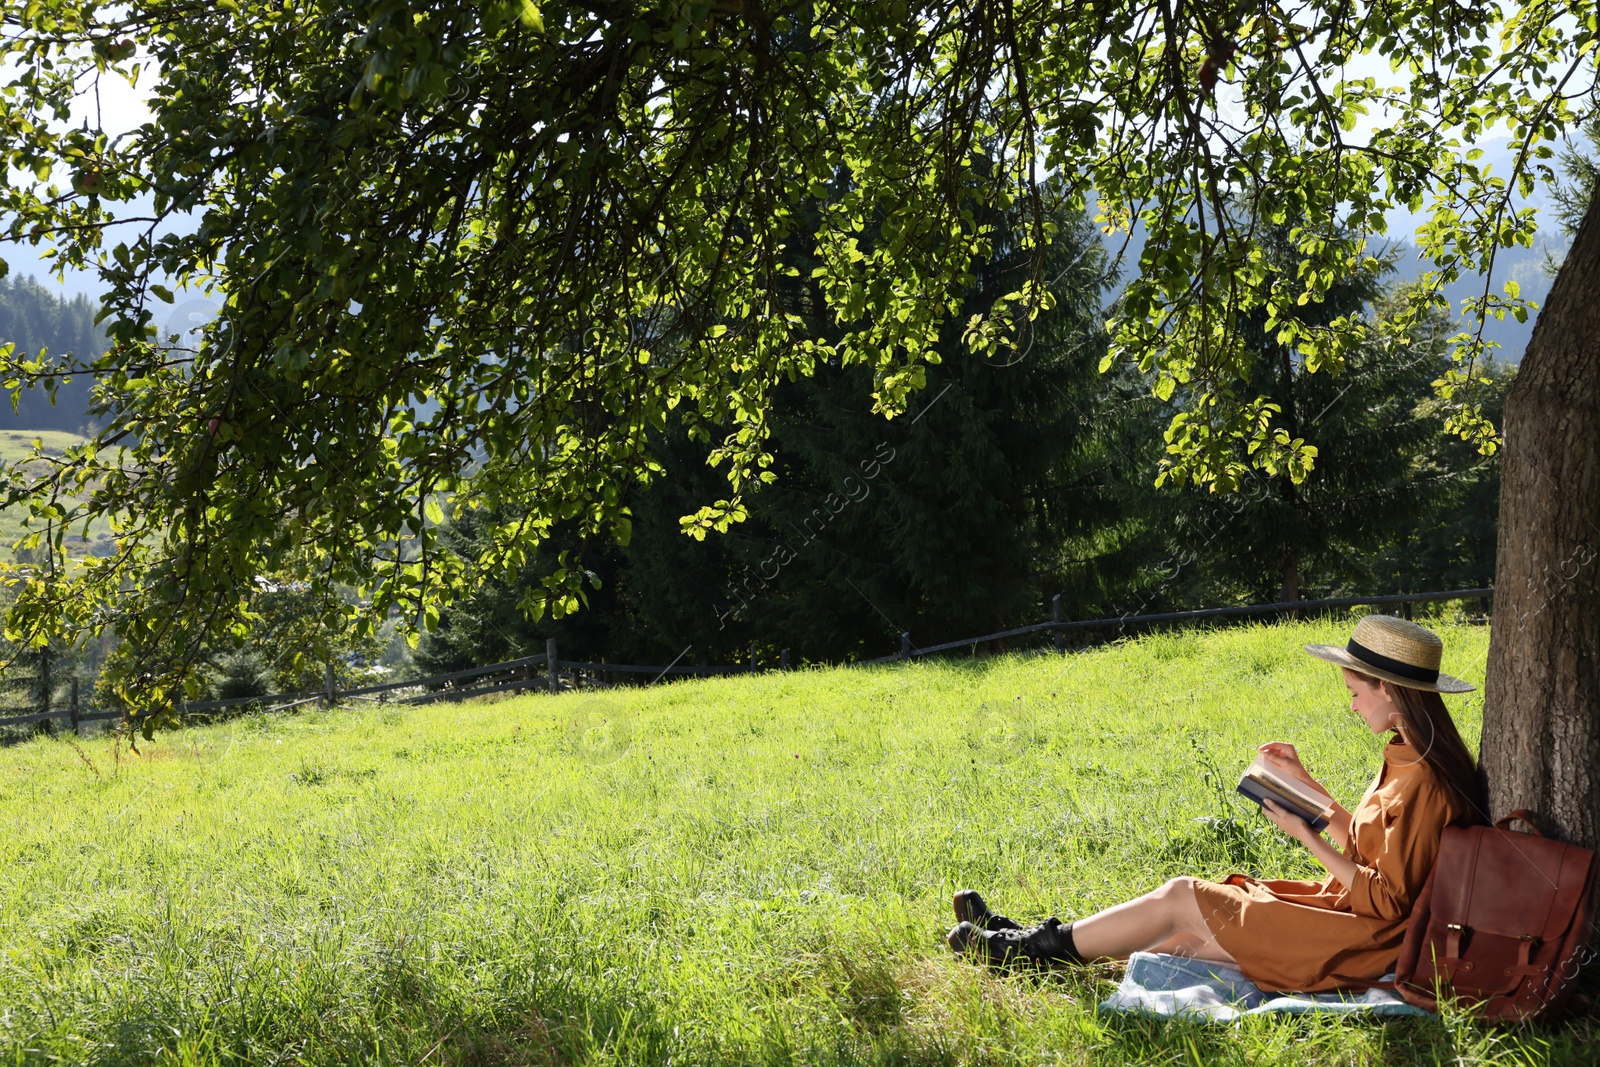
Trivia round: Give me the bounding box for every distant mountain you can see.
[1095,133,1577,367]
[1386,230,1566,366]
[0,276,105,433]
[1367,135,1577,365]
[1097,224,1560,368]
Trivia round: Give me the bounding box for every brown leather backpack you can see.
[1392,810,1598,1022]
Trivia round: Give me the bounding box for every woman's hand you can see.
[1257,741,1318,789]
[1258,741,1354,848]
[1261,798,1320,847]
[1263,801,1361,890]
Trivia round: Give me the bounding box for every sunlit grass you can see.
[0,429,88,460]
[0,429,113,552]
[3,616,1587,1065]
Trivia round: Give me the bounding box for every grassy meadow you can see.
[2,616,1590,1066]
[0,429,110,552]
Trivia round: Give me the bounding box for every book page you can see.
[1244,755,1333,812]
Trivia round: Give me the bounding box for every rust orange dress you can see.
[1193,739,1467,992]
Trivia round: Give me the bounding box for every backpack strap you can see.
[1504,934,1546,978]
[1445,923,1464,964]
[1494,810,1546,836]
[1446,829,1485,961]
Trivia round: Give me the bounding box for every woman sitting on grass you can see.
[947,615,1487,993]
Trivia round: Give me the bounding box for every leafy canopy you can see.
[0,1,1592,711]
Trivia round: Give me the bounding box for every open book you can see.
[1237,754,1335,831]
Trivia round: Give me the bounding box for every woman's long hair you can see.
[1367,674,1488,826]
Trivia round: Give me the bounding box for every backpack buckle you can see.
[1444,923,1466,960]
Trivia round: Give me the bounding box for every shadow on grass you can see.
[20,931,1600,1066]
[30,942,977,1067]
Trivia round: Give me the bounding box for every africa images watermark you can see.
[712,440,897,630]
[1510,537,1598,637]
[1107,468,1278,623]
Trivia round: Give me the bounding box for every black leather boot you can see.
[946,916,1083,969]
[952,889,1023,931]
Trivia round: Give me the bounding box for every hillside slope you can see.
[0,429,111,553]
[4,617,1577,1065]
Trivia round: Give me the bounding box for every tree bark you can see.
[1279,550,1300,603]
[1481,187,1600,846]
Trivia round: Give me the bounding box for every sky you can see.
[17,64,154,299]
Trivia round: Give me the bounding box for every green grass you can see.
[0,428,88,462]
[0,429,112,552]
[1,617,1587,1065]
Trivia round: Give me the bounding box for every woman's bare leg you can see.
[1067,877,1237,965]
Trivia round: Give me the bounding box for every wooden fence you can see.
[861,586,1495,664]
[0,638,777,734]
[1,587,1492,735]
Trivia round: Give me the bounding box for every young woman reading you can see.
[947,615,1487,993]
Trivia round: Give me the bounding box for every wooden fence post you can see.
[749,642,757,672]
[69,677,80,735]
[1052,594,1065,652]
[780,648,790,672]
[900,632,911,660]
[39,646,53,737]
[546,639,558,694]
[325,662,336,708]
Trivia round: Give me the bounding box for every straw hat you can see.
[1303,615,1475,694]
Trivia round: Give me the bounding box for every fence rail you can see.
[0,637,770,733]
[858,587,1495,663]
[2,587,1493,733]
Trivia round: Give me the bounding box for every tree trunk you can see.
[1481,187,1600,846]
[1279,550,1300,603]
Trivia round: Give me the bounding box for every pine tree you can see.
[621,195,1115,660]
[0,276,104,433]
[1112,242,1500,611]
[416,193,1117,665]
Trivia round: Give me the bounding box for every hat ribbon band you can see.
[1347,638,1439,684]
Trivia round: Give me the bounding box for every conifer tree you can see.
[418,193,1116,665]
[0,277,103,433]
